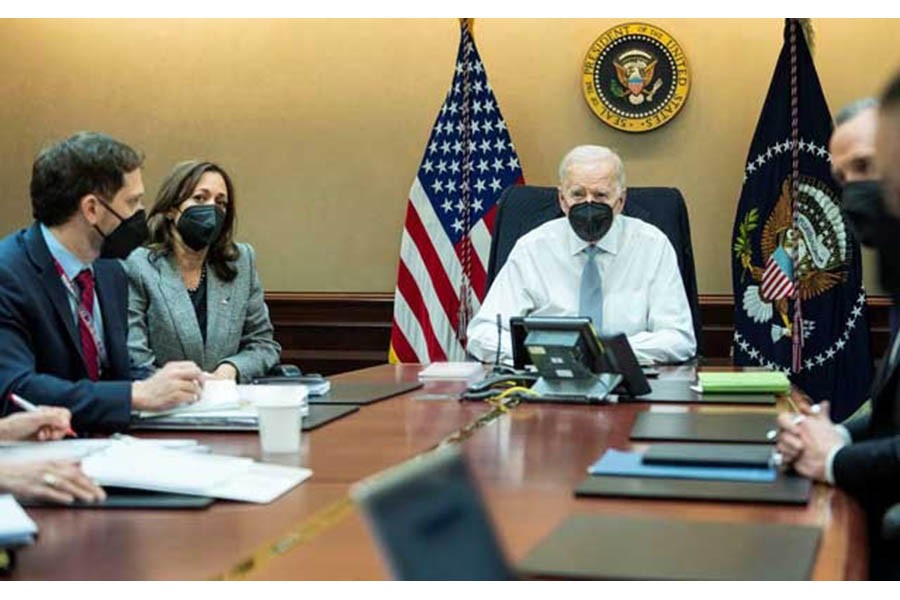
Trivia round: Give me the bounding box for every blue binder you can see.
[588,449,776,483]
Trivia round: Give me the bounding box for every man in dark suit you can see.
[0,132,203,433]
[776,77,900,579]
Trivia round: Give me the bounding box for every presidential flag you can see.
[389,20,524,363]
[730,19,872,420]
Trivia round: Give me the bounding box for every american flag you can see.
[389,20,524,363]
[760,246,795,301]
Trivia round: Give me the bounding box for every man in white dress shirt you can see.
[466,145,696,365]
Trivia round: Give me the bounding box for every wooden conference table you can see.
[6,364,867,580]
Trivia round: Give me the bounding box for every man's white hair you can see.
[557,145,626,193]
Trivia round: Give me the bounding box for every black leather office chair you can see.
[486,184,703,356]
[890,304,900,342]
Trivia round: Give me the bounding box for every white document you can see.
[207,462,313,503]
[0,495,38,546]
[302,380,331,396]
[82,444,253,496]
[0,437,201,464]
[418,361,484,381]
[137,387,241,418]
[238,385,309,415]
[79,442,311,504]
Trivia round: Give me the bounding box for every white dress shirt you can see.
[466,215,696,365]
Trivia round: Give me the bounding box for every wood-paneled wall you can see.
[268,292,895,375]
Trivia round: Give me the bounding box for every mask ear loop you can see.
[90,195,124,241]
[94,195,126,223]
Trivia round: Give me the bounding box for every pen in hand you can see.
[8,393,78,438]
[766,400,822,440]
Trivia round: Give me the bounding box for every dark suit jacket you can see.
[833,349,900,499]
[0,222,132,432]
[832,343,900,579]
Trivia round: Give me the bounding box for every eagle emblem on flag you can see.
[734,175,849,343]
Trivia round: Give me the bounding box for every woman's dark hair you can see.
[147,160,239,282]
[31,131,144,226]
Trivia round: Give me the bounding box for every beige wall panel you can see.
[0,19,898,293]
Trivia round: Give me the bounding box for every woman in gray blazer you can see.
[124,161,281,382]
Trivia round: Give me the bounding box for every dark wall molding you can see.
[266,292,895,375]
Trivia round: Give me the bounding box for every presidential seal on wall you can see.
[582,22,690,133]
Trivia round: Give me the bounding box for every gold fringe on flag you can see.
[798,18,815,56]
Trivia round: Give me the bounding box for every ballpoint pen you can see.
[8,393,78,438]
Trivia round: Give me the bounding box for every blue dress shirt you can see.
[40,224,107,356]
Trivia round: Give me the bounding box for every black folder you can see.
[575,472,812,504]
[518,514,820,580]
[630,411,776,443]
[303,404,359,430]
[20,487,215,509]
[643,443,774,467]
[628,379,775,405]
[309,381,424,406]
[131,404,358,432]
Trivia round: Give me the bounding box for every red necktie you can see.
[74,269,100,381]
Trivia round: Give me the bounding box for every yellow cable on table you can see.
[486,386,537,411]
[214,496,355,580]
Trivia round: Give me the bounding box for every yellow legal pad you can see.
[696,371,790,394]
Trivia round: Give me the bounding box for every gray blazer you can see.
[124,243,281,382]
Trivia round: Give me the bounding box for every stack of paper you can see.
[135,383,310,426]
[250,375,331,396]
[80,441,312,504]
[0,495,38,547]
[695,371,790,394]
[418,362,484,382]
[131,409,259,430]
[286,376,331,396]
[0,438,311,504]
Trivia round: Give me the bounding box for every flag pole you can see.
[389,16,524,362]
[457,17,475,345]
[789,18,804,373]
